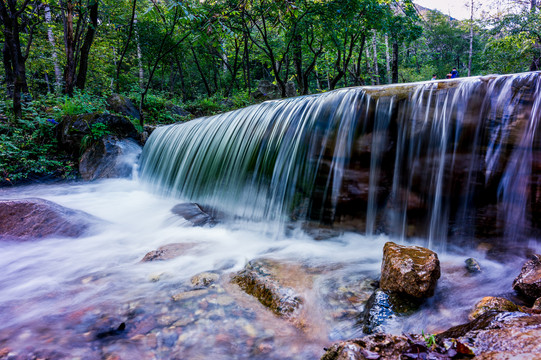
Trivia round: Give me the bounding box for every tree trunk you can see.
[116,0,137,92]
[135,13,144,89]
[372,31,379,85]
[76,0,99,90]
[62,0,76,96]
[191,47,212,96]
[0,0,31,117]
[385,35,391,84]
[2,43,14,97]
[45,4,62,92]
[392,39,399,84]
[468,0,474,77]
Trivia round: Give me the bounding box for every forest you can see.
[1,0,540,184]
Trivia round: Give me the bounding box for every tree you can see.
[0,0,41,117]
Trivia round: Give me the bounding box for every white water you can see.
[0,178,529,359]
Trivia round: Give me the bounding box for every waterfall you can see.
[140,72,541,248]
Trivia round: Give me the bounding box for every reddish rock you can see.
[513,255,541,299]
[380,242,441,298]
[0,198,102,241]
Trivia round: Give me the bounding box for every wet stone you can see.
[171,289,208,302]
[191,272,219,287]
[141,243,196,262]
[465,257,482,274]
[469,297,519,320]
[513,254,541,300]
[380,242,441,299]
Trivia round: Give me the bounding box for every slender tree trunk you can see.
[365,46,374,85]
[372,31,379,85]
[45,4,62,92]
[468,0,474,77]
[530,0,540,70]
[191,47,212,96]
[392,39,399,84]
[385,35,391,84]
[134,13,144,89]
[116,0,137,92]
[76,0,99,90]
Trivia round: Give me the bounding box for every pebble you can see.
[171,289,208,301]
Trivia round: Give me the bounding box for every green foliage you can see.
[0,108,75,185]
[422,330,437,349]
[61,91,108,116]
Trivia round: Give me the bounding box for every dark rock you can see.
[79,135,141,181]
[513,255,541,300]
[380,242,441,298]
[166,104,191,118]
[57,113,139,155]
[106,94,141,120]
[231,258,304,321]
[359,289,421,334]
[465,257,482,274]
[469,297,519,320]
[0,198,102,241]
[250,80,280,100]
[171,203,216,227]
[285,81,297,97]
[141,243,196,262]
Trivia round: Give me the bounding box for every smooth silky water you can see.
[1,72,540,359]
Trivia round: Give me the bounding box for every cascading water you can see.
[141,72,541,250]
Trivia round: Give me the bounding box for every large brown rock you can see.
[79,135,141,181]
[513,255,541,300]
[0,198,102,241]
[380,242,441,298]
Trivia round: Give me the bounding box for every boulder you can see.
[79,135,142,180]
[0,198,102,241]
[380,242,441,298]
[57,113,139,155]
[141,243,196,262]
[171,203,216,227]
[513,255,541,300]
[469,297,519,320]
[106,94,141,121]
[191,272,219,288]
[285,81,297,97]
[231,259,304,321]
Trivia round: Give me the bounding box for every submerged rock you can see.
[513,254,541,300]
[141,243,196,262]
[191,272,219,288]
[0,198,102,241]
[171,203,216,227]
[380,242,441,298]
[469,297,519,320]
[231,259,304,321]
[79,135,141,180]
[465,257,482,274]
